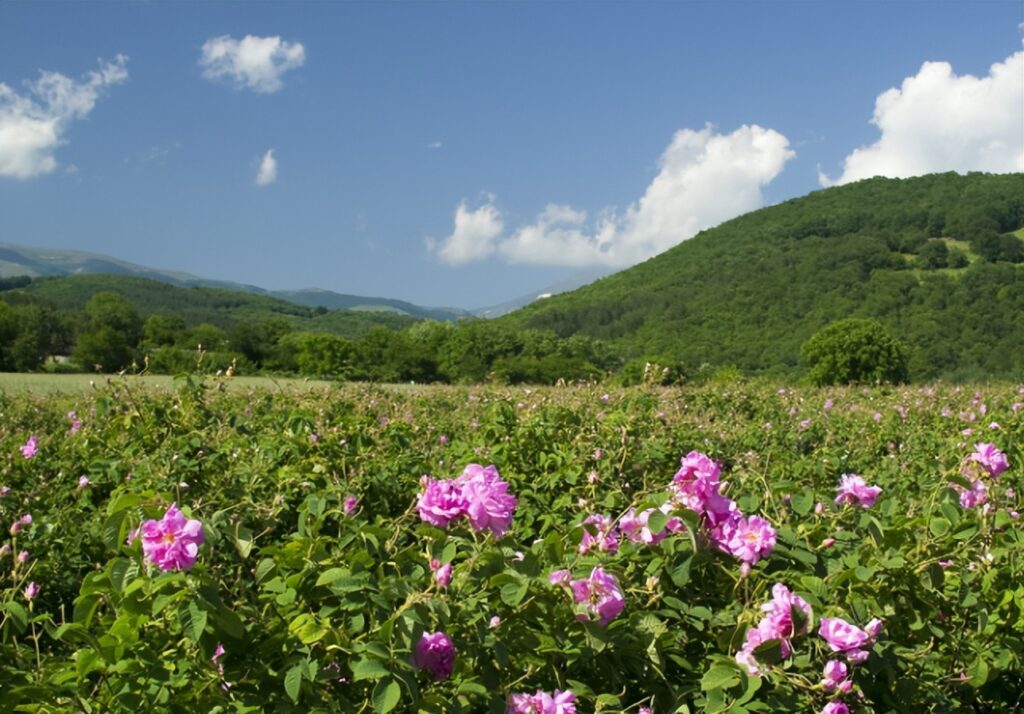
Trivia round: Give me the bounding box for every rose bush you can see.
[0,375,1020,712]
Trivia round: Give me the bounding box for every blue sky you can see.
[1,1,1021,309]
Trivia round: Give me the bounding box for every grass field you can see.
[0,372,337,395]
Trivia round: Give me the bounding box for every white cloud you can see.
[431,124,794,268]
[428,141,443,149]
[427,195,504,265]
[824,50,1024,186]
[0,55,128,180]
[255,149,277,186]
[199,35,305,94]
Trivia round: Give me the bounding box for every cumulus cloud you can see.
[427,195,504,265]
[429,124,794,268]
[823,50,1024,186]
[427,141,443,149]
[0,55,128,180]
[200,35,305,93]
[255,149,277,186]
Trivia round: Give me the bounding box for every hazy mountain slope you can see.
[0,243,466,321]
[504,173,1024,380]
[16,274,417,337]
[270,288,468,322]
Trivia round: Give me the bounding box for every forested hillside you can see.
[12,275,417,335]
[507,172,1024,380]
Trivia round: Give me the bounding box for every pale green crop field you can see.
[0,372,337,395]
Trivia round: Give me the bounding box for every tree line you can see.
[0,287,629,384]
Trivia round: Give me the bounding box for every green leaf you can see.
[103,510,129,553]
[701,664,740,691]
[4,601,28,632]
[254,559,277,585]
[107,491,140,516]
[670,555,692,587]
[647,510,669,535]
[289,613,328,644]
[110,558,140,592]
[284,664,303,703]
[456,681,489,696]
[214,603,246,640]
[351,657,389,681]
[791,602,810,633]
[179,600,207,641]
[791,491,813,515]
[500,579,530,607]
[967,655,989,687]
[752,638,785,666]
[233,524,254,559]
[929,517,950,537]
[315,567,350,587]
[372,677,401,713]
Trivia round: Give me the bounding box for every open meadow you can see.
[0,375,1020,712]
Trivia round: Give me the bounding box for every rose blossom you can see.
[548,569,572,587]
[819,616,882,663]
[429,559,453,588]
[834,474,882,508]
[417,465,517,536]
[20,436,38,459]
[570,567,625,626]
[968,443,1009,478]
[413,631,455,680]
[821,659,850,692]
[578,513,619,554]
[507,689,576,714]
[619,505,682,546]
[955,478,988,509]
[416,477,467,528]
[721,514,777,565]
[821,703,850,714]
[671,451,722,512]
[139,503,205,571]
[456,464,517,537]
[736,583,812,675]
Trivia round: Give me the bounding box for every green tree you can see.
[73,292,143,372]
[801,318,909,385]
[230,318,292,367]
[187,323,229,352]
[143,314,186,349]
[917,240,948,269]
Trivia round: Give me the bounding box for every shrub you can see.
[801,318,909,385]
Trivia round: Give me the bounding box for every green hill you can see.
[505,172,1024,381]
[13,274,417,338]
[0,242,469,322]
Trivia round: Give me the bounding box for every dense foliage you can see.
[0,277,616,383]
[0,377,1021,712]
[801,320,909,386]
[508,172,1024,381]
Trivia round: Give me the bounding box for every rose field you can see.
[0,376,1021,713]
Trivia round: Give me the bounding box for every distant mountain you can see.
[0,243,470,322]
[471,269,611,318]
[0,242,262,289]
[16,274,418,338]
[270,288,468,322]
[504,172,1024,381]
